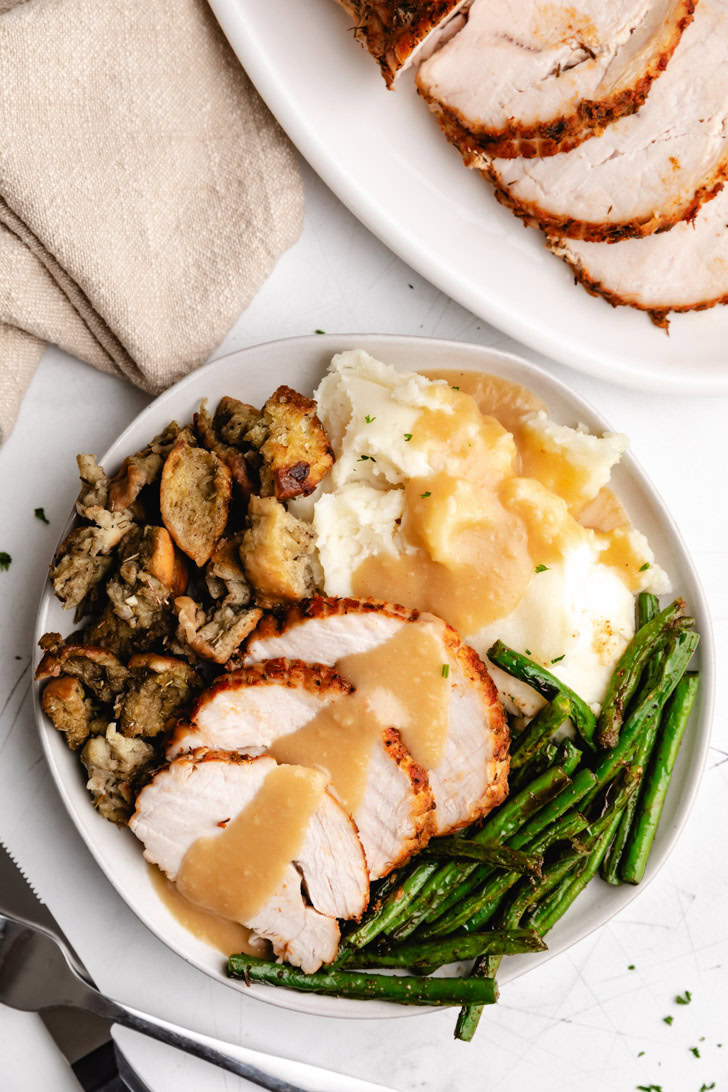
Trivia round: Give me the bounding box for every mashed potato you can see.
[309,350,670,709]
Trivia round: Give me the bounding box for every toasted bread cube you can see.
[114,654,202,738]
[246,386,334,500]
[194,400,256,503]
[41,675,94,750]
[240,495,317,608]
[160,437,232,566]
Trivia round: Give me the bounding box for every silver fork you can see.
[0,913,394,1092]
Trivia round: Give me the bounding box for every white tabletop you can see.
[1,160,727,1092]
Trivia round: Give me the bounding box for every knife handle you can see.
[73,1041,148,1092]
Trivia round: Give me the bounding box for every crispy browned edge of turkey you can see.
[443,625,510,829]
[417,0,696,160]
[241,595,511,830]
[546,234,728,330]
[483,154,728,244]
[175,657,436,872]
[335,0,465,88]
[130,746,370,918]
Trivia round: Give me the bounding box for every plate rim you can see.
[32,332,716,1021]
[207,0,728,396]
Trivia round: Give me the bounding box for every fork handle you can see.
[80,992,309,1092]
[77,990,393,1092]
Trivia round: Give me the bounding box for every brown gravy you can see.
[148,864,267,957]
[271,622,450,812]
[353,370,641,634]
[176,765,327,924]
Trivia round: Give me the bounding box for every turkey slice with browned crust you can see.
[418,0,695,161]
[335,0,469,88]
[130,751,368,972]
[168,659,434,880]
[484,0,728,242]
[242,597,509,836]
[548,185,728,326]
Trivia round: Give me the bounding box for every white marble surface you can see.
[1,160,727,1092]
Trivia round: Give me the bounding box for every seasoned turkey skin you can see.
[418,0,695,160]
[484,0,728,242]
[335,0,469,88]
[130,751,369,972]
[549,185,728,326]
[242,596,510,836]
[168,659,435,879]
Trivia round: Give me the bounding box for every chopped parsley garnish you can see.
[676,990,692,1005]
[690,1047,700,1058]
[701,1083,716,1091]
[451,385,460,390]
[637,1051,645,1057]
[637,1085,662,1092]
[663,1016,673,1026]
[403,433,412,442]
[0,552,11,572]
[639,562,651,572]
[628,964,636,970]
[315,329,325,335]
[535,564,550,573]
[524,649,531,655]
[441,664,450,679]
[551,654,565,664]
[365,415,376,423]
[420,491,431,499]
[34,507,49,524]
[358,455,376,462]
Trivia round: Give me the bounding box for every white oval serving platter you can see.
[208,0,728,395]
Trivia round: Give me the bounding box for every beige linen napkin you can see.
[0,0,304,441]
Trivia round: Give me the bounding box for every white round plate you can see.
[33,335,714,1019]
[208,0,728,395]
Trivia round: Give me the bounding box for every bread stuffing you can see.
[36,381,336,821]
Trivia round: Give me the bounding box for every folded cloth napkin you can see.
[0,0,304,442]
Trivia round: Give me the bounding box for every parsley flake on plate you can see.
[0,552,10,571]
[34,507,49,524]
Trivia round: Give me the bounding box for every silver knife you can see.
[0,843,152,1092]
[0,843,398,1092]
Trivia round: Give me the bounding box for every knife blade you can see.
[0,843,151,1092]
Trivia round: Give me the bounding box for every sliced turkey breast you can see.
[168,660,435,880]
[243,597,509,836]
[485,0,728,241]
[549,185,728,326]
[130,751,368,972]
[418,0,695,160]
[335,1,469,88]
